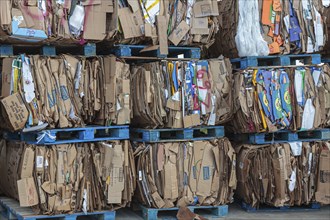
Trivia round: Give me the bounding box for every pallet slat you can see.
[0,44,96,57]
[231,54,322,69]
[0,197,115,220]
[139,204,228,220]
[112,44,201,59]
[240,201,321,213]
[3,126,129,145]
[230,129,330,144]
[130,126,224,142]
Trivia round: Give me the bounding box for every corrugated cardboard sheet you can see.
[134,138,236,208]
[229,64,330,133]
[0,55,131,131]
[0,140,136,213]
[131,58,233,128]
[236,141,330,208]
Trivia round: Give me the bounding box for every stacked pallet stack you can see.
[0,53,135,218]
[227,54,330,210]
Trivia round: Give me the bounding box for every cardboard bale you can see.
[315,142,330,205]
[236,141,327,208]
[229,64,330,133]
[0,140,136,213]
[211,0,329,58]
[134,138,236,208]
[131,58,233,128]
[0,54,131,130]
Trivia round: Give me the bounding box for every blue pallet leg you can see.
[311,203,321,209]
[102,212,116,220]
[185,48,201,59]
[115,45,132,57]
[84,43,96,57]
[41,45,56,56]
[279,56,290,66]
[145,131,160,142]
[79,128,95,140]
[215,128,225,138]
[0,45,14,57]
[143,208,158,220]
[286,133,298,141]
[212,205,228,217]
[311,55,321,65]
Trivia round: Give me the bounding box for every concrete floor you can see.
[115,203,330,220]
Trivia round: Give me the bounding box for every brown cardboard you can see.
[20,147,35,179]
[1,58,14,98]
[83,5,106,40]
[183,114,201,128]
[1,93,29,131]
[157,15,168,55]
[168,21,190,46]
[17,177,39,207]
[193,0,219,18]
[107,145,124,204]
[315,148,330,204]
[118,7,144,39]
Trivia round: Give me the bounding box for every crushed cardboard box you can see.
[0,55,131,131]
[236,141,330,208]
[131,58,233,129]
[133,138,236,208]
[229,64,330,133]
[0,140,136,213]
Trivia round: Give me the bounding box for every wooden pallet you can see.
[0,197,115,220]
[112,44,201,59]
[130,126,224,142]
[139,204,228,220]
[3,125,129,145]
[231,54,321,69]
[0,43,96,57]
[240,201,321,213]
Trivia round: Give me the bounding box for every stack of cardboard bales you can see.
[236,141,330,207]
[134,138,236,208]
[229,64,330,133]
[0,139,136,213]
[130,58,233,129]
[0,55,131,131]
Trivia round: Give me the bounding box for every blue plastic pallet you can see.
[231,54,321,69]
[240,201,320,213]
[3,125,129,145]
[0,197,115,220]
[0,43,96,57]
[240,128,330,144]
[139,204,228,220]
[131,126,224,142]
[112,44,201,59]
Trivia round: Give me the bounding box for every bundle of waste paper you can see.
[0,140,136,213]
[0,55,131,131]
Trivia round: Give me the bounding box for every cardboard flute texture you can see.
[134,138,236,208]
[0,140,136,213]
[236,141,330,208]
